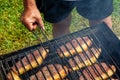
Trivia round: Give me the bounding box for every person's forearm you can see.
[23,0,37,9]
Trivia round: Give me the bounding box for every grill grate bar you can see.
[1,61,7,80]
[53,64,64,80]
[93,31,120,79]
[52,41,78,80]
[0,68,4,80]
[0,23,120,80]
[65,35,97,79]
[71,33,106,80]
[11,56,26,79]
[28,49,44,80]
[87,31,118,78]
[71,34,105,80]
[18,54,30,79]
[53,40,79,80]
[39,30,74,79]
[34,48,49,80]
[25,48,48,80]
[89,27,120,78]
[45,66,55,80]
[5,60,14,80]
[93,42,119,79]
[32,28,70,80]
[34,65,47,80]
[24,51,34,74]
[78,34,113,79]
[29,29,57,80]
[56,34,101,79]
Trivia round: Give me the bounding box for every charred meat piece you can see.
[7,70,21,80]
[9,47,48,75]
[57,36,92,58]
[68,47,101,71]
[29,64,68,80]
[79,63,116,80]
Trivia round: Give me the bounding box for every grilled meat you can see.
[68,47,101,71]
[29,64,68,80]
[57,36,92,58]
[79,63,116,80]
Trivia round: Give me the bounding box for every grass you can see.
[0,1,120,54]
[0,0,120,55]
[0,0,52,55]
[112,0,120,39]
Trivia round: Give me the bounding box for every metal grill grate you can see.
[0,22,120,80]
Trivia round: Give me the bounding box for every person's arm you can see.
[23,0,36,9]
[21,0,44,31]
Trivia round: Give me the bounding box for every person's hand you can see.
[21,7,44,31]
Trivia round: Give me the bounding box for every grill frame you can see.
[0,22,120,80]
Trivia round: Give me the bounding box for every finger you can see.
[21,20,32,31]
[22,19,37,31]
[26,22,34,31]
[23,21,35,31]
[32,22,37,30]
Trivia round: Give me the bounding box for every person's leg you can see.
[37,1,75,38]
[76,0,113,29]
[89,16,112,29]
[52,14,72,38]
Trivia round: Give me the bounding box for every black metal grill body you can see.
[0,23,120,80]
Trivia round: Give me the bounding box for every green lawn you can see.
[0,0,52,55]
[0,0,120,55]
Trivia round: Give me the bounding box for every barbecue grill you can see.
[0,22,120,80]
